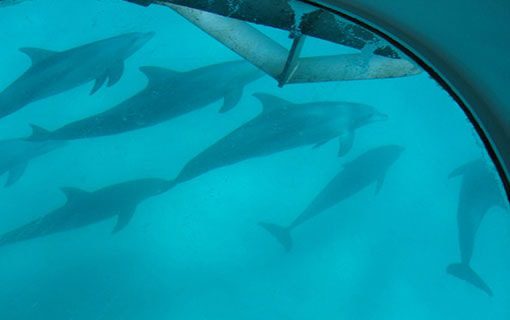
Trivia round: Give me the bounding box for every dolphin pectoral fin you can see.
[219,87,243,113]
[259,222,293,251]
[106,62,125,87]
[112,207,136,234]
[375,174,385,194]
[337,131,354,157]
[5,162,28,187]
[61,187,90,203]
[447,263,493,297]
[19,47,57,65]
[90,74,108,95]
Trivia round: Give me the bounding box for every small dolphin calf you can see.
[260,145,404,251]
[447,159,507,296]
[171,93,387,185]
[0,138,66,187]
[0,178,173,247]
[0,32,154,119]
[28,60,263,140]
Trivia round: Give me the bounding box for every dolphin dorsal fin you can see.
[61,187,90,202]
[28,124,51,141]
[252,93,292,113]
[19,47,57,65]
[139,66,182,85]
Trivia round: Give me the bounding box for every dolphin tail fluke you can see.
[27,124,52,141]
[259,222,293,251]
[447,263,493,296]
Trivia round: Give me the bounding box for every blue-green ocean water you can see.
[0,1,509,319]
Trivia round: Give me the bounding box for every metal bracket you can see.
[277,36,306,87]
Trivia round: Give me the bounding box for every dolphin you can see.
[447,159,507,296]
[170,93,388,185]
[259,145,404,251]
[27,60,263,140]
[0,178,173,247]
[0,32,154,119]
[0,138,66,187]
[0,0,28,7]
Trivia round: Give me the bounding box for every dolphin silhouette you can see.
[0,32,154,119]
[27,60,263,140]
[0,178,173,247]
[172,93,388,185]
[0,0,28,7]
[447,159,507,296]
[259,145,404,251]
[0,138,66,187]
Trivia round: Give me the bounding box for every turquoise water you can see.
[0,1,509,319]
